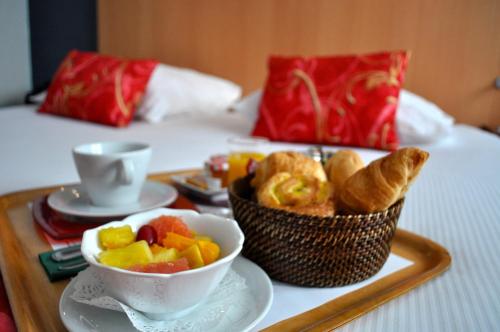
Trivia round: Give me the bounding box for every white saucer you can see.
[48,181,178,218]
[59,256,273,332]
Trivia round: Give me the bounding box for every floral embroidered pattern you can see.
[38,50,157,127]
[252,51,410,150]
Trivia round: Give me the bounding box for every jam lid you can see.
[206,154,228,172]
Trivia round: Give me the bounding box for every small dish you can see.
[59,256,273,332]
[47,181,178,218]
[81,208,245,318]
[171,174,228,200]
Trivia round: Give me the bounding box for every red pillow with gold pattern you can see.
[38,50,158,127]
[252,51,410,150]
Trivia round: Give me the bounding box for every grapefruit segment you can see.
[149,215,193,242]
[128,257,190,274]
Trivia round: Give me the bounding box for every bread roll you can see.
[324,150,364,193]
[251,151,327,189]
[257,172,334,217]
[338,147,429,213]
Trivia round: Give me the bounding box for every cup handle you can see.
[117,159,134,185]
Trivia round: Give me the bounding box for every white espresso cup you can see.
[72,142,152,207]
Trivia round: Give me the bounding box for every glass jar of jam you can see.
[204,155,229,187]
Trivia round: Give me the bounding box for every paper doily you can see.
[70,267,252,332]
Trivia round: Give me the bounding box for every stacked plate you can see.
[47,182,274,331]
[47,180,178,219]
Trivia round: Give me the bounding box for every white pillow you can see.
[29,90,47,104]
[136,64,242,123]
[397,90,454,144]
[231,89,454,144]
[230,89,262,123]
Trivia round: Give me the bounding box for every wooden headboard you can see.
[98,0,499,127]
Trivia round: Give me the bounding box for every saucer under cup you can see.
[47,181,178,218]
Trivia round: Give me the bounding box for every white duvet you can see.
[0,105,499,332]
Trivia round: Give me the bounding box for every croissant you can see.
[257,172,334,217]
[338,147,429,213]
[324,150,364,194]
[251,151,327,189]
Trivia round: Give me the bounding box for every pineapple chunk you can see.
[180,244,205,269]
[98,225,135,249]
[99,240,153,269]
[153,247,180,263]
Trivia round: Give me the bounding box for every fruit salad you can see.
[97,215,221,274]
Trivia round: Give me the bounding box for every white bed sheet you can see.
[1,105,499,331]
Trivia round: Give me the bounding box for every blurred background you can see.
[0,0,498,128]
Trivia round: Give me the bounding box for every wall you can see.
[98,0,500,127]
[29,0,97,92]
[0,0,31,106]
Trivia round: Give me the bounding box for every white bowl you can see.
[81,208,245,320]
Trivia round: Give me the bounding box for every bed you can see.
[1,0,499,330]
[0,101,499,331]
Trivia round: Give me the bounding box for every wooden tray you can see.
[0,170,451,331]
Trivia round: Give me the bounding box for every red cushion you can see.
[38,50,158,127]
[0,313,15,332]
[252,51,410,150]
[0,273,15,332]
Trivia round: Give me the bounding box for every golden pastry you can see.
[324,150,364,194]
[338,147,429,214]
[251,151,327,189]
[257,172,334,217]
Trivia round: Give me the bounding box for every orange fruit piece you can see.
[149,215,193,243]
[197,240,220,265]
[150,243,164,255]
[163,232,196,251]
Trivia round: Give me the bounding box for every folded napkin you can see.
[39,249,88,282]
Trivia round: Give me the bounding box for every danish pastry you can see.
[257,172,334,217]
[251,151,327,189]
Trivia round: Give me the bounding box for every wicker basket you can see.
[229,174,404,287]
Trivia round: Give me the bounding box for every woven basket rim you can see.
[229,175,405,221]
[229,174,403,287]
